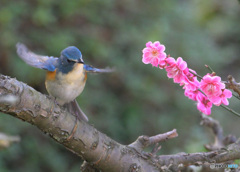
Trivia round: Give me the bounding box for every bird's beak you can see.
[78,58,84,64]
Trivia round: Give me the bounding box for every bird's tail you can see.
[65,99,88,122]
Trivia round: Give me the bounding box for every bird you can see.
[16,43,113,122]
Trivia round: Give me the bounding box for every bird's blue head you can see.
[60,46,84,64]
[59,46,84,73]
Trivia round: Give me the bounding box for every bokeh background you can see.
[0,0,240,171]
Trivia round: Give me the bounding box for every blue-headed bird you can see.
[16,43,113,122]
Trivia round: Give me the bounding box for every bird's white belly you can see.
[45,64,86,105]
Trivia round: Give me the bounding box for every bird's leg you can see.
[67,116,78,141]
[75,113,83,121]
[49,96,58,114]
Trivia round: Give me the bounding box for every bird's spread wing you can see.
[16,43,59,71]
[84,64,115,73]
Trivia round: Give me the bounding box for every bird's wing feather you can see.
[16,43,58,71]
[84,64,114,73]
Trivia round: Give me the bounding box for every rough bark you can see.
[0,74,240,172]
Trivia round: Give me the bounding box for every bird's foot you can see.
[66,116,78,141]
[49,96,58,114]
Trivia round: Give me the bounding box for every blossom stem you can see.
[198,88,206,96]
[232,93,240,101]
[197,88,240,117]
[189,70,203,80]
[220,104,240,118]
[232,94,240,100]
[205,64,215,73]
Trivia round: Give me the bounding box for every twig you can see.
[232,93,240,101]
[225,75,240,96]
[151,143,162,156]
[189,70,203,80]
[220,104,240,118]
[197,87,240,118]
[129,129,178,150]
[200,114,224,150]
[201,114,237,150]
[158,141,240,167]
[205,64,215,74]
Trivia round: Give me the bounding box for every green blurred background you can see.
[0,0,240,171]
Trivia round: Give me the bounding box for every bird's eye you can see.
[67,59,72,63]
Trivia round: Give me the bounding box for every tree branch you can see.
[200,114,236,151]
[129,129,178,150]
[0,74,162,171]
[158,139,240,170]
[0,74,240,171]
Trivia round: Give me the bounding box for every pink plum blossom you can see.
[165,57,188,84]
[142,41,167,67]
[158,59,167,69]
[184,87,200,101]
[209,89,232,106]
[141,41,233,116]
[183,69,200,91]
[199,74,225,97]
[196,93,212,115]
